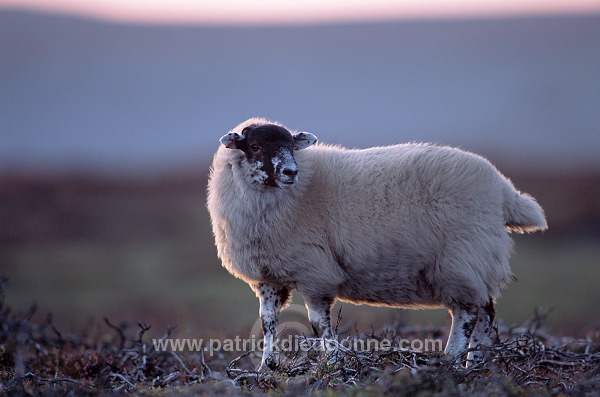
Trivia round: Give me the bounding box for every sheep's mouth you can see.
[264,177,295,188]
[274,172,298,186]
[273,178,296,188]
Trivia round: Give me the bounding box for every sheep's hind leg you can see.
[304,296,337,360]
[467,299,496,365]
[445,305,478,363]
[255,283,290,371]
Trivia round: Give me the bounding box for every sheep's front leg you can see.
[467,299,496,364]
[255,283,290,371]
[445,305,478,362]
[305,297,336,356]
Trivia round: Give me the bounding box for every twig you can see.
[537,359,579,367]
[198,345,212,378]
[104,317,126,350]
[110,372,137,390]
[227,351,255,378]
[137,321,151,343]
[19,372,88,387]
[171,351,192,375]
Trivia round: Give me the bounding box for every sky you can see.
[1,0,600,24]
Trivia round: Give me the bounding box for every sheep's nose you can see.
[282,168,298,177]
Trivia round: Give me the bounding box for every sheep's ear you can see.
[219,132,246,149]
[293,132,317,150]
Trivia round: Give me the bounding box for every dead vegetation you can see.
[1,278,599,396]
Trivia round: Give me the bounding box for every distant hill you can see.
[1,10,599,174]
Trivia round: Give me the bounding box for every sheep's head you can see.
[220,122,317,188]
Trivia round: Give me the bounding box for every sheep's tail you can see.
[503,190,548,234]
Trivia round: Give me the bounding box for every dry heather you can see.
[1,278,599,396]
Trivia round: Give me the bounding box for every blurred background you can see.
[1,0,599,339]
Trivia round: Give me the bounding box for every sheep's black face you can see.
[220,123,317,188]
[242,125,297,187]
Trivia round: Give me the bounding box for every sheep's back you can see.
[297,143,515,305]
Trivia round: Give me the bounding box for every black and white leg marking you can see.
[305,297,336,355]
[256,283,290,370]
[468,299,496,364]
[445,305,479,361]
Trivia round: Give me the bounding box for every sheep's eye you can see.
[249,144,261,152]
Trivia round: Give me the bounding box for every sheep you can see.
[206,117,548,369]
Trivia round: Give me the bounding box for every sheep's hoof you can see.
[466,349,489,367]
[262,356,278,371]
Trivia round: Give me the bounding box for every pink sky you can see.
[1,0,599,24]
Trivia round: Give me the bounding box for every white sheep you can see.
[207,117,547,369]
